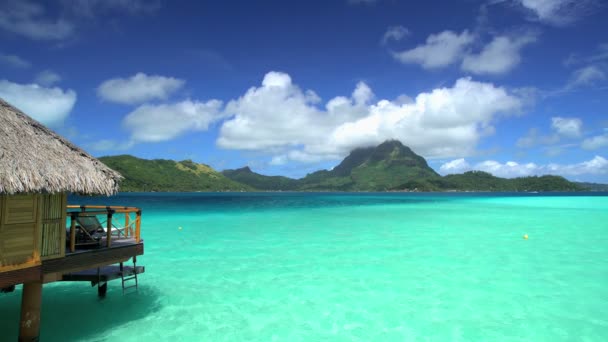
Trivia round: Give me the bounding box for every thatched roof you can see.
[0,98,122,195]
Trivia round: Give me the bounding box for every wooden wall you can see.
[40,193,67,260]
[0,193,67,273]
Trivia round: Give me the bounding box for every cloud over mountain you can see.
[217,71,522,164]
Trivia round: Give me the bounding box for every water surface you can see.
[1,192,607,341]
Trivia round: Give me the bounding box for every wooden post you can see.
[106,211,113,248]
[69,214,76,253]
[135,210,141,243]
[125,212,130,238]
[19,281,42,342]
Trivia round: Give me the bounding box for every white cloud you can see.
[97,73,185,104]
[34,70,61,86]
[546,156,608,176]
[439,158,470,174]
[0,53,30,68]
[0,1,74,40]
[218,71,328,152]
[440,156,608,178]
[461,33,537,75]
[551,116,582,138]
[392,30,474,69]
[381,26,409,45]
[218,71,522,164]
[566,65,606,89]
[0,79,76,126]
[123,99,224,143]
[517,0,598,26]
[582,134,608,150]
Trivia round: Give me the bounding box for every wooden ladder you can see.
[120,257,139,294]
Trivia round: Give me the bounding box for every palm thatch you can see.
[0,98,122,195]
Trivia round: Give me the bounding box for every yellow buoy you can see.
[523,234,528,240]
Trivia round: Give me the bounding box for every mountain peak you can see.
[377,139,406,148]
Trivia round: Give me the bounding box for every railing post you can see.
[125,211,130,238]
[106,210,113,248]
[136,210,142,243]
[70,214,76,253]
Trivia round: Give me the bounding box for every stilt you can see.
[97,282,108,298]
[19,281,43,342]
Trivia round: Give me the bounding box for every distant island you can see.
[99,140,597,192]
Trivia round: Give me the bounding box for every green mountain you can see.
[297,140,441,191]
[440,171,582,192]
[98,155,252,192]
[221,167,299,191]
[100,141,585,192]
[223,141,583,192]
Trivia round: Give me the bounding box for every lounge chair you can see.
[75,216,128,242]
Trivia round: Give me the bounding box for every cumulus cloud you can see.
[582,133,608,150]
[34,70,61,86]
[381,26,409,45]
[0,53,30,68]
[517,0,599,26]
[97,73,185,104]
[440,156,608,178]
[218,71,522,164]
[461,33,537,75]
[0,79,76,126]
[392,30,474,69]
[0,0,74,40]
[123,100,224,143]
[551,116,582,138]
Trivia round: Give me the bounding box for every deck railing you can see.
[66,205,142,253]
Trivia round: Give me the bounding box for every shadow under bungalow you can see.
[0,98,145,341]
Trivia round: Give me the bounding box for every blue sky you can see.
[1,0,607,182]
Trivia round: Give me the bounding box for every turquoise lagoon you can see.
[1,192,607,341]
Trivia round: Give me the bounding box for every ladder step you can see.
[120,262,140,294]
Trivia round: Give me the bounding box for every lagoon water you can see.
[1,192,608,341]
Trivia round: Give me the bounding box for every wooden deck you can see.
[1,240,144,288]
[67,237,140,255]
[1,204,144,290]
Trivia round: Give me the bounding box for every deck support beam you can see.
[19,281,42,342]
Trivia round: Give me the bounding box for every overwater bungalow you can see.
[0,98,145,341]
